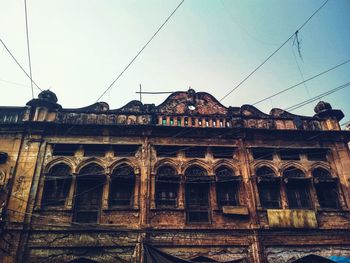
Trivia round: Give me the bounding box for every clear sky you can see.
[0,0,349,126]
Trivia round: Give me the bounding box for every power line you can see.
[135,91,174,95]
[340,121,349,127]
[252,59,350,106]
[24,0,34,98]
[96,0,185,102]
[220,0,329,102]
[285,81,350,112]
[0,78,30,88]
[0,38,42,92]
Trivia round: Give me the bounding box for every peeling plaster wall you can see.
[266,245,350,263]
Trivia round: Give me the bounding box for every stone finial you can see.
[314,101,332,114]
[38,90,58,103]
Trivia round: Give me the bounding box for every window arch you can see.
[185,165,210,223]
[283,166,305,178]
[155,165,179,208]
[74,163,105,223]
[283,167,311,209]
[42,163,72,207]
[79,163,104,176]
[215,166,234,177]
[109,164,135,207]
[313,167,331,179]
[215,166,239,208]
[256,166,281,208]
[313,168,340,209]
[256,166,275,177]
[157,165,177,177]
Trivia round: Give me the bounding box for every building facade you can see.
[0,89,349,262]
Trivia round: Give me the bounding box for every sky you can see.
[0,0,349,126]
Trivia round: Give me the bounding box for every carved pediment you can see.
[65,102,109,112]
[156,89,228,115]
[112,100,144,113]
[241,105,270,118]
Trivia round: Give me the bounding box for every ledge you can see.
[34,207,72,212]
[150,208,185,212]
[103,207,139,212]
[317,208,349,213]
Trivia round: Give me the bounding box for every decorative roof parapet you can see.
[0,89,345,131]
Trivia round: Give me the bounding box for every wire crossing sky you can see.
[0,0,349,121]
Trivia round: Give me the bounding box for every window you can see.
[256,167,281,208]
[215,166,239,208]
[110,164,134,207]
[279,149,300,160]
[284,167,311,209]
[252,148,274,160]
[52,144,78,156]
[84,144,107,157]
[186,183,210,223]
[313,168,340,209]
[211,147,234,159]
[42,164,72,207]
[74,164,104,223]
[155,146,184,157]
[184,147,207,158]
[185,166,210,223]
[306,149,328,161]
[155,166,179,208]
[113,144,140,157]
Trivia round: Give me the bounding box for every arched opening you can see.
[283,167,311,209]
[109,164,135,207]
[215,166,239,208]
[42,163,72,207]
[313,168,340,209]
[155,165,179,208]
[185,165,210,223]
[256,166,281,208]
[74,163,105,223]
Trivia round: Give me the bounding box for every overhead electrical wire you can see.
[96,0,185,102]
[252,59,350,106]
[285,81,350,112]
[219,0,329,102]
[0,38,42,92]
[24,0,34,98]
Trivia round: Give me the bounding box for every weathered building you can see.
[0,89,349,263]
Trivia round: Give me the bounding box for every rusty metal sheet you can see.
[223,206,249,215]
[267,209,318,228]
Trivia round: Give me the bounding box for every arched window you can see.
[313,168,340,209]
[155,165,179,208]
[185,166,210,223]
[215,166,239,208]
[185,165,208,177]
[256,166,281,208]
[42,164,72,207]
[256,166,275,177]
[74,163,105,223]
[283,167,311,209]
[109,164,135,207]
[284,167,305,178]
